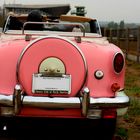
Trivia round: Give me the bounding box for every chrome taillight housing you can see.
[113,53,124,73]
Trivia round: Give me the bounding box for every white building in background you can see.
[2,4,70,19]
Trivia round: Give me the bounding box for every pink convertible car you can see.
[0,10,129,139]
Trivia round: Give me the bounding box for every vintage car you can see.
[0,10,129,139]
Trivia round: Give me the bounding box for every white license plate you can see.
[32,74,71,94]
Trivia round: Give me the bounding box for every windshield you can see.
[3,15,101,36]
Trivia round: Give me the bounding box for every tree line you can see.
[107,20,125,29]
[106,20,139,29]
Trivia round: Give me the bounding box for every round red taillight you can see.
[113,53,124,73]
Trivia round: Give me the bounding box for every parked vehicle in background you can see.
[0,10,129,139]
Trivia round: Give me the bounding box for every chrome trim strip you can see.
[0,91,129,109]
[96,19,102,35]
[3,15,11,33]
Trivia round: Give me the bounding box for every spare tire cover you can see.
[17,36,87,97]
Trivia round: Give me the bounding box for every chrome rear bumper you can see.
[0,91,129,107]
[22,91,129,108]
[0,91,129,108]
[0,86,129,117]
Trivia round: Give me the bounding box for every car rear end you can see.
[0,19,129,139]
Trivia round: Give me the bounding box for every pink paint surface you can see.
[0,36,125,98]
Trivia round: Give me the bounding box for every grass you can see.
[125,59,140,96]
[124,59,140,117]
[115,59,140,140]
[128,98,140,116]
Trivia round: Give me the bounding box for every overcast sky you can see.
[1,0,140,23]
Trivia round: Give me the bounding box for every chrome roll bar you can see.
[22,22,86,36]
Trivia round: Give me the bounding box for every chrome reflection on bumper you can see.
[90,91,130,108]
[0,94,13,106]
[23,96,81,108]
[22,91,129,109]
[0,90,129,116]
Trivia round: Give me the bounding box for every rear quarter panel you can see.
[79,40,125,97]
[0,38,28,94]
